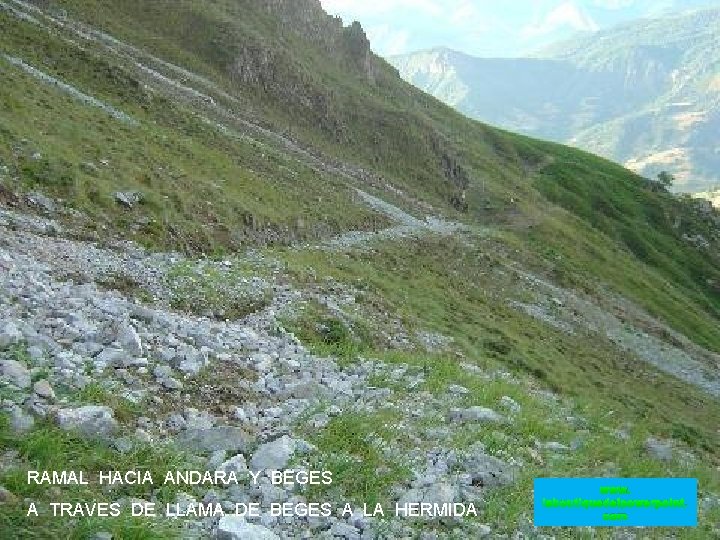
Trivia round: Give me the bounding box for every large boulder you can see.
[0,359,31,389]
[216,516,279,540]
[172,346,205,375]
[55,406,118,438]
[95,348,127,370]
[116,322,143,356]
[177,426,254,453]
[0,321,22,348]
[462,451,515,488]
[250,435,296,471]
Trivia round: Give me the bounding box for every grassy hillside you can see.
[0,0,715,360]
[0,0,716,359]
[0,1,719,536]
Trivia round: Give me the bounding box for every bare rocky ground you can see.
[2,197,718,539]
[0,205,528,539]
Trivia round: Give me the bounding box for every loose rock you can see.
[178,427,254,453]
[55,405,118,438]
[116,322,143,356]
[448,406,505,424]
[645,437,673,462]
[250,436,296,471]
[33,379,55,400]
[216,515,280,540]
[0,359,31,389]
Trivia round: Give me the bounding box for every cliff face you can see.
[262,0,341,45]
[216,2,393,164]
[227,0,379,142]
[260,0,377,82]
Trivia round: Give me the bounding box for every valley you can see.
[391,8,720,194]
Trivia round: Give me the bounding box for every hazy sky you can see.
[319,0,719,57]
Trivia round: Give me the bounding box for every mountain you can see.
[0,0,719,538]
[696,188,720,207]
[390,8,720,193]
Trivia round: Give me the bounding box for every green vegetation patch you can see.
[0,14,387,253]
[165,260,272,320]
[0,415,194,539]
[275,236,720,460]
[280,299,375,363]
[301,410,411,508]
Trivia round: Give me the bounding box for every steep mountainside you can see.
[0,1,719,538]
[390,8,720,192]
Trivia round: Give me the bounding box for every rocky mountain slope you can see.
[695,188,720,208]
[0,0,719,538]
[390,8,720,193]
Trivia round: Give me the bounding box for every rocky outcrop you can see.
[0,358,30,389]
[262,0,376,79]
[232,0,379,114]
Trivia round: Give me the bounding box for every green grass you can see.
[0,13,387,253]
[0,414,195,539]
[280,299,374,363]
[2,0,718,356]
[274,234,719,536]
[531,148,720,350]
[300,410,411,508]
[165,259,272,320]
[275,236,720,460]
[74,382,142,425]
[294,345,720,537]
[95,272,153,304]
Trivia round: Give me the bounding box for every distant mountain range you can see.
[390,8,720,193]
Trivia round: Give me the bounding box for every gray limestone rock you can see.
[448,406,505,424]
[95,348,127,370]
[113,191,143,209]
[9,406,35,433]
[330,521,361,540]
[462,451,515,488]
[55,405,118,438]
[116,322,143,356]
[0,359,30,389]
[216,516,279,540]
[218,454,248,475]
[399,482,459,507]
[645,437,673,462]
[0,321,22,348]
[178,427,254,453]
[499,396,521,413]
[33,379,55,400]
[250,436,296,471]
[153,364,173,380]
